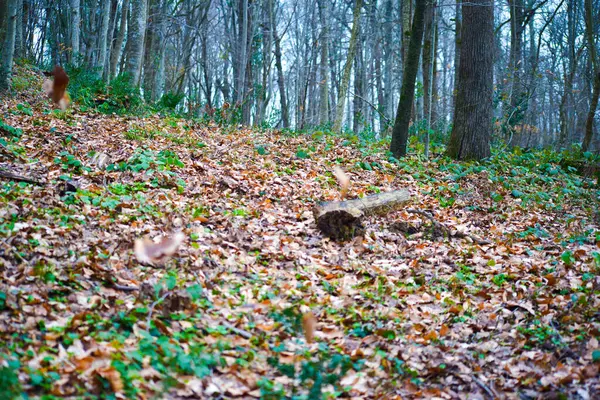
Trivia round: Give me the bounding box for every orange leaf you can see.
[439,324,449,337]
[302,312,317,344]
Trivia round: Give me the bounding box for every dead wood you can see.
[313,190,411,240]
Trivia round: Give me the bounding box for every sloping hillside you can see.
[1,77,600,399]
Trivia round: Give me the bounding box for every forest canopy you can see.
[0,0,598,155]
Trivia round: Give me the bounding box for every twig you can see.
[221,321,253,339]
[406,209,450,235]
[405,209,491,245]
[112,283,140,292]
[473,376,497,400]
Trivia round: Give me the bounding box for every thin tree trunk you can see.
[583,0,599,151]
[271,0,289,128]
[109,0,128,78]
[389,0,426,157]
[237,0,248,104]
[70,0,80,64]
[317,0,329,126]
[401,0,412,68]
[383,0,394,126]
[153,0,167,101]
[13,0,22,59]
[452,0,460,116]
[333,0,363,133]
[97,0,111,74]
[353,24,364,133]
[447,0,494,160]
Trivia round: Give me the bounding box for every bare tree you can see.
[97,0,111,74]
[333,0,363,133]
[582,0,599,151]
[390,0,426,157]
[109,0,129,79]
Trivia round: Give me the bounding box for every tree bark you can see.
[317,0,329,126]
[13,0,22,59]
[452,0,460,116]
[0,0,17,91]
[401,0,412,68]
[314,190,411,240]
[389,0,426,157]
[70,0,81,64]
[333,0,363,133]
[383,0,394,126]
[582,0,599,151]
[271,0,289,128]
[446,0,494,160]
[126,0,147,85]
[97,0,111,74]
[109,0,129,78]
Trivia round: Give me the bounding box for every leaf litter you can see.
[0,96,599,399]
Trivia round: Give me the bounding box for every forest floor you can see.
[1,72,600,399]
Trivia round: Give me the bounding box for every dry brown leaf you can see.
[302,311,317,344]
[333,166,350,199]
[97,366,124,393]
[134,232,185,265]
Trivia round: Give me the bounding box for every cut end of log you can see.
[314,205,364,240]
[313,190,410,240]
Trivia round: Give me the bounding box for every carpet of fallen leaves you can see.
[1,72,600,400]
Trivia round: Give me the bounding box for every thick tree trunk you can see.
[0,0,17,91]
[446,0,494,160]
[314,190,411,240]
[126,0,147,85]
[333,0,363,133]
[389,0,426,157]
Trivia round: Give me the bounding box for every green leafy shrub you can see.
[0,359,22,399]
[0,119,23,141]
[65,66,106,107]
[68,67,145,115]
[158,91,185,110]
[99,73,144,114]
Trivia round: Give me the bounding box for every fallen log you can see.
[313,190,411,240]
[0,169,46,186]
